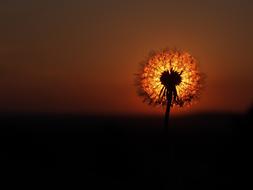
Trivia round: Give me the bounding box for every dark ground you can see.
[0,111,252,189]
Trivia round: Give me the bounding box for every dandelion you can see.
[135,48,204,131]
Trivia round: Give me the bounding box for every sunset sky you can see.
[0,0,253,115]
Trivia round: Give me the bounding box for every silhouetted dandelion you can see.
[135,48,204,131]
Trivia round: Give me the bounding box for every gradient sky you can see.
[0,0,253,115]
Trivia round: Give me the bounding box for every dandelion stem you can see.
[164,89,173,134]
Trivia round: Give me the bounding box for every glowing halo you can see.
[135,48,204,108]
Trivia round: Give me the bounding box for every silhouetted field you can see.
[0,112,252,189]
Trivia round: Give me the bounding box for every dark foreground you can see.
[0,112,252,189]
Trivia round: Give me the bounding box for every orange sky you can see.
[0,0,253,115]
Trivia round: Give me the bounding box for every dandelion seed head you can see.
[135,48,204,107]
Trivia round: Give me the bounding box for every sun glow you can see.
[136,49,203,107]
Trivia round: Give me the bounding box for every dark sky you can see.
[0,0,253,115]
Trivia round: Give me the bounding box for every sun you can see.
[135,48,204,107]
